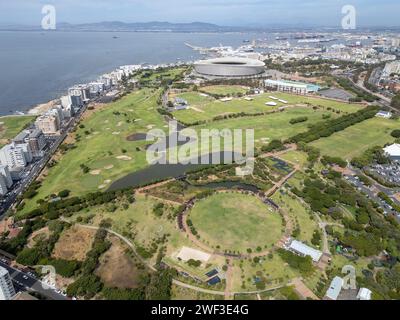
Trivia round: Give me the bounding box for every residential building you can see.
[13,129,46,158]
[0,174,8,196]
[382,60,400,79]
[0,165,13,188]
[70,95,83,108]
[60,95,71,109]
[0,266,16,300]
[324,276,344,300]
[0,142,32,168]
[35,114,59,135]
[68,84,91,102]
[27,129,46,157]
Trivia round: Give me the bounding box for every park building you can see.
[0,266,16,300]
[324,276,344,300]
[264,79,320,95]
[383,143,400,161]
[286,239,323,263]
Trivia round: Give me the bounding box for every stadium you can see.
[194,57,266,77]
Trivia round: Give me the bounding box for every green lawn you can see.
[192,107,338,149]
[271,192,319,245]
[310,117,400,160]
[189,192,283,253]
[172,90,363,125]
[0,115,36,145]
[199,85,249,96]
[20,89,167,214]
[173,92,280,124]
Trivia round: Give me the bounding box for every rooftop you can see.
[325,276,344,300]
[288,239,323,262]
[384,143,400,157]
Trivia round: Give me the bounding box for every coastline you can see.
[26,99,59,116]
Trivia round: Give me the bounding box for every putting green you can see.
[189,192,283,253]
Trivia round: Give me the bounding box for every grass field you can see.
[310,117,400,160]
[189,192,283,253]
[0,115,36,146]
[172,92,280,124]
[172,90,363,125]
[66,194,192,265]
[199,85,249,96]
[271,192,318,245]
[20,89,167,213]
[193,107,338,148]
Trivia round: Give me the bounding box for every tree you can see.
[391,130,400,138]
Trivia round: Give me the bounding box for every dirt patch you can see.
[27,227,50,248]
[95,236,142,289]
[52,226,96,261]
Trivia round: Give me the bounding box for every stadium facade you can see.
[194,57,265,77]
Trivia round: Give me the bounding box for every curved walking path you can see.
[68,221,289,299]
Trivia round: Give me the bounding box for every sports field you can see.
[193,107,337,147]
[189,192,283,253]
[172,89,363,125]
[199,85,249,96]
[310,117,400,160]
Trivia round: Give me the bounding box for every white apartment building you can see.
[0,266,16,300]
[0,142,32,168]
[382,60,400,78]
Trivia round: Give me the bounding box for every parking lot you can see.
[367,162,400,186]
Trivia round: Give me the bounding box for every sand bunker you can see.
[112,131,120,135]
[104,164,114,170]
[90,170,101,175]
[116,155,132,161]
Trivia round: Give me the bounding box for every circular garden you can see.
[187,192,284,254]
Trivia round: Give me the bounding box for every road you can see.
[0,260,68,300]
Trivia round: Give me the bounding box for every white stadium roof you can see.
[289,240,323,262]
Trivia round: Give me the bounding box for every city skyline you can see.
[0,0,399,27]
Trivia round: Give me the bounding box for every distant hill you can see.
[56,21,247,32]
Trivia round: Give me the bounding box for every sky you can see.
[0,0,399,27]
